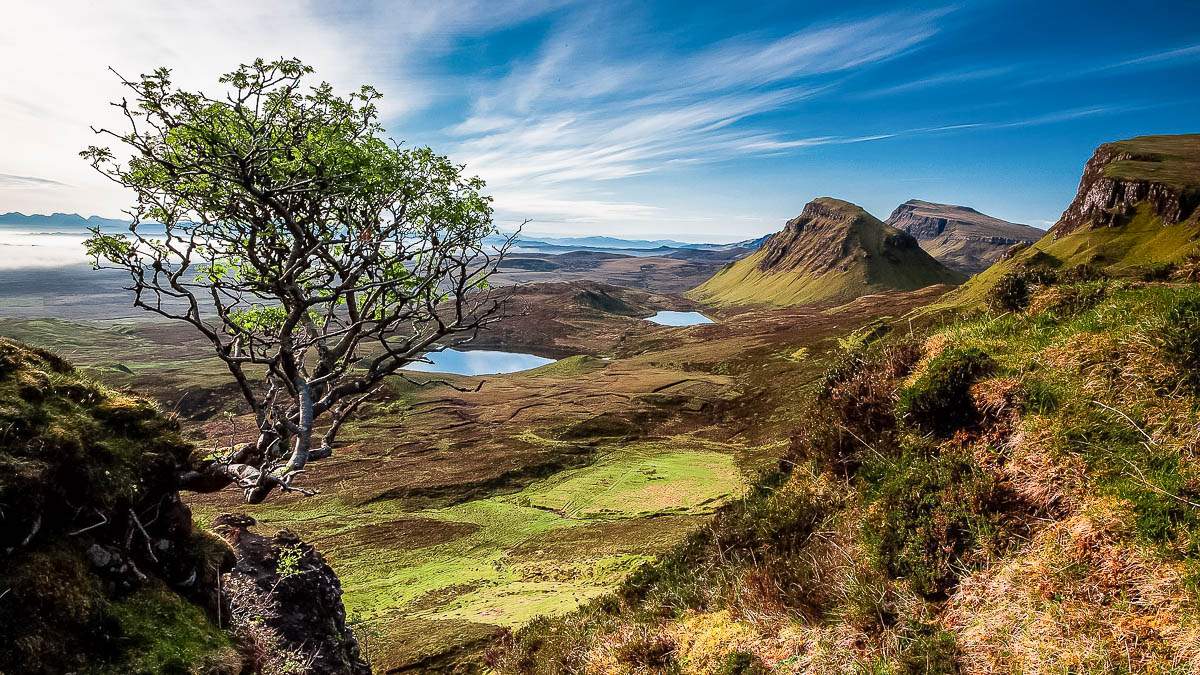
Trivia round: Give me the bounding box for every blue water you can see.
[645,311,714,326]
[405,349,555,375]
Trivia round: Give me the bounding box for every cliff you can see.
[935,133,1200,310]
[1053,134,1200,236]
[0,338,369,674]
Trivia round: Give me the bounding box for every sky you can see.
[1,0,1198,242]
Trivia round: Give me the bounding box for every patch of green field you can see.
[524,354,608,378]
[0,318,148,362]
[191,437,749,649]
[425,580,615,628]
[514,442,747,519]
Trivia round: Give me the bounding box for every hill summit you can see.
[939,133,1200,309]
[885,199,1043,274]
[1053,134,1200,236]
[689,197,964,306]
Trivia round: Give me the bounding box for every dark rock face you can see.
[1053,142,1200,237]
[885,200,1043,275]
[214,514,371,675]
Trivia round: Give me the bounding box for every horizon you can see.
[2,1,1198,242]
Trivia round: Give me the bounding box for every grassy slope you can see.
[1105,134,1200,188]
[493,278,1200,673]
[937,203,1200,310]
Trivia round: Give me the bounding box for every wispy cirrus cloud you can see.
[0,173,68,189]
[447,8,952,230]
[0,0,567,216]
[1022,41,1200,86]
[853,66,1014,99]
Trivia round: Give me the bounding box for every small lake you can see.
[405,349,555,376]
[645,311,714,326]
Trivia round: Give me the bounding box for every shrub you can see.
[896,347,995,437]
[895,625,960,674]
[1140,262,1177,281]
[1059,263,1105,283]
[987,272,1030,312]
[1157,296,1200,393]
[1172,254,1200,283]
[809,337,920,470]
[1027,281,1110,318]
[864,450,1006,598]
[715,650,768,675]
[612,626,678,671]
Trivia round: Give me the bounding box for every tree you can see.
[84,58,514,503]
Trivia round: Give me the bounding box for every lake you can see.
[404,349,555,375]
[645,311,714,326]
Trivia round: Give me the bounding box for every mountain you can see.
[943,134,1200,307]
[688,197,964,306]
[884,199,1043,274]
[0,212,129,230]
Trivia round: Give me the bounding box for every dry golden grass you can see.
[945,498,1200,674]
[998,420,1088,517]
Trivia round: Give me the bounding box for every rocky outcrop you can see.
[214,514,371,675]
[1053,135,1200,237]
[757,198,923,274]
[885,200,1043,275]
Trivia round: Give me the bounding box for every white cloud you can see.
[0,0,566,217]
[447,9,949,234]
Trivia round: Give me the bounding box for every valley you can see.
[0,262,948,670]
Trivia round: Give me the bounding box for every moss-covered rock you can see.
[0,338,238,674]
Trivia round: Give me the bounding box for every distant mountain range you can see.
[511,234,768,251]
[1,212,769,253]
[0,212,131,230]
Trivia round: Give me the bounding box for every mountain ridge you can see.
[689,197,964,306]
[936,133,1200,309]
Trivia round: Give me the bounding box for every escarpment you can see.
[0,338,367,674]
[1053,134,1200,236]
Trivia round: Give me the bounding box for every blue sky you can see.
[2,0,1198,241]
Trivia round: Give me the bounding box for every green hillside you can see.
[0,339,238,674]
[690,198,963,307]
[492,274,1200,674]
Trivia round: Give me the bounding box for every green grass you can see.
[525,354,608,378]
[101,584,238,675]
[922,283,1200,551]
[938,203,1200,311]
[192,436,750,650]
[515,442,746,519]
[1105,134,1200,189]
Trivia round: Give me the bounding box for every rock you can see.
[87,543,115,568]
[1053,135,1200,236]
[213,514,371,675]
